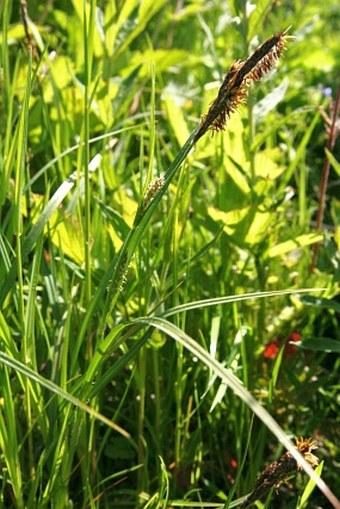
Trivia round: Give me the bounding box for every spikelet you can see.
[142,176,165,211]
[194,28,292,142]
[197,60,247,134]
[239,436,319,508]
[295,436,319,470]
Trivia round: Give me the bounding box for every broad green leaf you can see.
[266,233,323,258]
[42,55,74,102]
[299,295,340,312]
[106,191,137,250]
[208,206,273,246]
[244,210,272,245]
[208,206,249,235]
[254,149,285,179]
[215,160,250,210]
[0,23,26,41]
[299,339,340,353]
[223,113,247,166]
[115,190,138,227]
[163,92,190,146]
[93,77,120,125]
[216,114,251,208]
[248,0,274,39]
[225,159,250,197]
[49,209,85,265]
[253,149,285,196]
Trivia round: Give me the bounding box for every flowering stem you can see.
[194,29,290,142]
[239,437,319,508]
[84,31,291,342]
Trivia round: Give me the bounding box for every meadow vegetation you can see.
[0,1,339,508]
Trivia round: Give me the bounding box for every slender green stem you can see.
[299,158,307,226]
[137,346,147,496]
[254,254,266,344]
[152,347,161,451]
[173,209,183,464]
[14,53,32,498]
[247,93,256,184]
[92,127,199,341]
[83,0,96,310]
[82,5,96,503]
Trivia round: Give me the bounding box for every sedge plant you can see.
[1,2,340,508]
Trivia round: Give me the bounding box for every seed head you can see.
[239,436,319,508]
[195,28,293,142]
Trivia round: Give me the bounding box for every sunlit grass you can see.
[0,1,339,508]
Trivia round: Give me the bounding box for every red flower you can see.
[263,339,280,359]
[284,331,301,357]
[230,458,238,469]
[263,332,301,360]
[288,331,301,343]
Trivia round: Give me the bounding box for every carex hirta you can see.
[239,437,319,508]
[138,29,292,220]
[194,28,293,142]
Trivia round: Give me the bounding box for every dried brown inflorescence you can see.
[194,28,292,142]
[239,437,319,508]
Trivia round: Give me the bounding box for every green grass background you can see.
[0,0,339,508]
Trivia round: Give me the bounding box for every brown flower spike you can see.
[239,437,319,508]
[194,28,292,142]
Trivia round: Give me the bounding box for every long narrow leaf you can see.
[0,352,129,437]
[133,316,340,509]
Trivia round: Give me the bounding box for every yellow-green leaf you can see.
[163,92,190,146]
[208,207,249,236]
[49,210,84,265]
[244,210,272,245]
[208,206,272,246]
[266,233,324,258]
